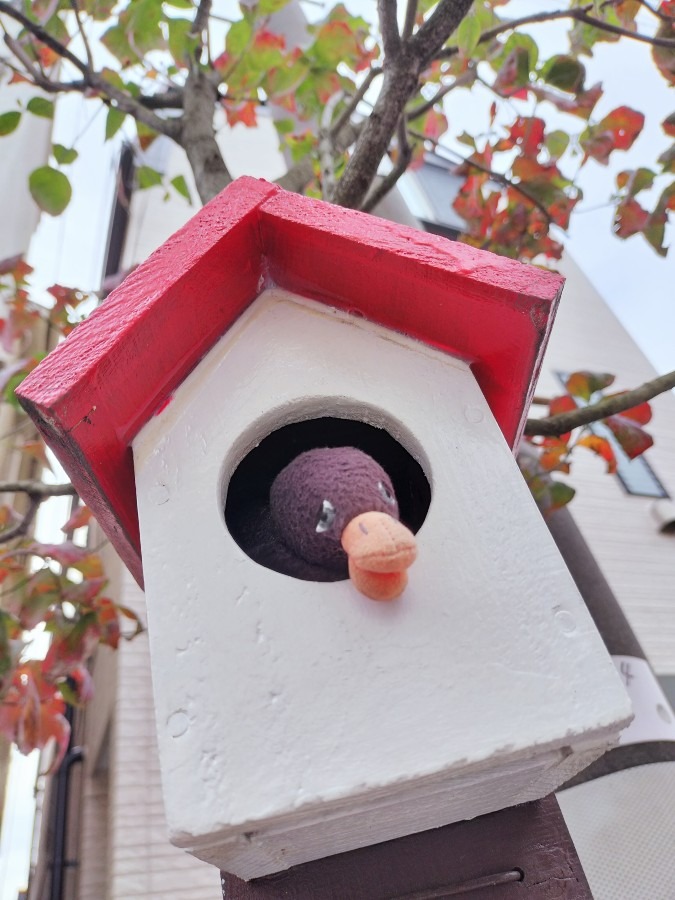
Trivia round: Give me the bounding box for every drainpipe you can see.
[48,705,84,900]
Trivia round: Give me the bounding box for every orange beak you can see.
[341,511,417,601]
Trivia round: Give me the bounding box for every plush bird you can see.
[267,447,417,601]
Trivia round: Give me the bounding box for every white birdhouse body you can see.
[132,288,629,878]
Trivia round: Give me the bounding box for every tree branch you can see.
[525,370,675,437]
[405,66,476,123]
[378,0,402,60]
[0,482,77,545]
[69,0,93,71]
[0,1,181,138]
[0,497,41,544]
[333,0,474,209]
[0,480,78,497]
[319,91,344,201]
[179,67,232,203]
[0,0,88,75]
[410,0,477,66]
[436,3,675,59]
[330,67,382,139]
[402,0,418,40]
[361,118,412,212]
[275,120,362,194]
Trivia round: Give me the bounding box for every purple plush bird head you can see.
[270,447,417,600]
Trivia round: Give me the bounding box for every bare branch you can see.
[191,0,213,38]
[361,118,412,212]
[525,370,675,437]
[0,481,78,497]
[319,91,344,201]
[330,67,382,138]
[405,66,476,123]
[275,120,362,195]
[333,0,474,209]
[378,0,402,59]
[0,482,77,545]
[402,0,418,41]
[436,3,675,60]
[180,67,232,203]
[410,0,476,66]
[0,1,181,138]
[0,1,89,76]
[69,0,94,70]
[0,496,41,544]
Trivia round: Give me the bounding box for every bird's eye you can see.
[377,481,396,505]
[316,499,336,533]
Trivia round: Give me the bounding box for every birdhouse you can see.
[17,178,630,880]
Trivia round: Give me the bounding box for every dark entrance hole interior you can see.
[224,417,431,581]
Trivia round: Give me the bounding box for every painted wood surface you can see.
[132,290,629,878]
[16,177,563,586]
[219,795,592,899]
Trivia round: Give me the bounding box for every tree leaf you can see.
[565,371,615,401]
[136,165,163,189]
[170,174,192,203]
[28,167,72,216]
[456,14,481,58]
[61,505,93,533]
[577,434,617,473]
[605,414,654,459]
[26,97,54,119]
[0,112,21,136]
[105,106,126,140]
[540,55,585,93]
[52,144,78,165]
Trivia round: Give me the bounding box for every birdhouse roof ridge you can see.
[17,176,563,585]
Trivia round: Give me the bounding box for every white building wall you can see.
[540,256,675,675]
[106,568,219,899]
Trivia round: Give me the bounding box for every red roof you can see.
[17,177,563,585]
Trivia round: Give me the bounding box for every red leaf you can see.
[604,393,652,425]
[614,198,650,238]
[605,415,654,459]
[61,505,93,533]
[0,663,70,772]
[508,117,546,157]
[577,434,618,473]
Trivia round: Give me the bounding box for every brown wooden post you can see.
[220,794,591,898]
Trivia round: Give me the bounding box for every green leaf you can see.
[52,144,78,165]
[258,0,292,12]
[0,112,21,136]
[26,97,54,119]
[565,370,615,401]
[539,55,585,93]
[545,130,570,161]
[136,165,163,189]
[170,175,191,203]
[168,17,197,65]
[29,166,72,216]
[226,18,253,57]
[456,14,481,58]
[163,0,192,6]
[105,106,126,141]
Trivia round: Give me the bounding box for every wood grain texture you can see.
[220,795,591,899]
[16,177,563,585]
